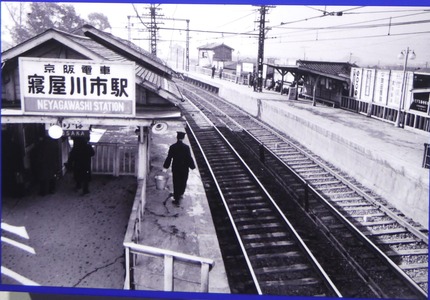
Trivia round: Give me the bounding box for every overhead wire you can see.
[264,30,430,45]
[267,10,430,43]
[127,4,429,60]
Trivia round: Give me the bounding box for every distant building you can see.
[197,43,234,69]
[265,60,355,104]
[265,59,430,132]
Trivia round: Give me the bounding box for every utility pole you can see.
[149,4,161,56]
[128,7,190,71]
[185,19,190,71]
[156,16,190,71]
[256,5,270,92]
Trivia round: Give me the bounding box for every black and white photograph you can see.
[1,2,429,299]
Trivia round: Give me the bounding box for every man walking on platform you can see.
[163,131,196,206]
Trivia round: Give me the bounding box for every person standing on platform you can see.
[66,136,95,195]
[211,65,216,78]
[163,131,196,206]
[219,68,223,79]
[34,135,58,196]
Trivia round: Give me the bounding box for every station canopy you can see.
[266,60,354,82]
[1,24,185,127]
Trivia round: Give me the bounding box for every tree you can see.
[6,2,111,46]
[88,13,111,31]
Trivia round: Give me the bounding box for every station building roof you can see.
[1,25,185,127]
[266,60,357,82]
[197,42,234,51]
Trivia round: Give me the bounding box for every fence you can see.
[340,96,430,132]
[92,143,137,176]
[122,179,215,292]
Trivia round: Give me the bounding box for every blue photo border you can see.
[1,0,428,299]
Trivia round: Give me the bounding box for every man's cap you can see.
[177,131,186,139]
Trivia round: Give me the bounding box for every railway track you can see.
[180,95,341,296]
[176,78,428,298]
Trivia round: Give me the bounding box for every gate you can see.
[92,143,138,176]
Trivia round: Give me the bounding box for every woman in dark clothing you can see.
[66,137,95,195]
[163,131,196,206]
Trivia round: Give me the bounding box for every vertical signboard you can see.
[403,72,414,110]
[351,67,362,99]
[374,70,390,105]
[387,70,403,107]
[361,68,376,102]
[19,57,135,117]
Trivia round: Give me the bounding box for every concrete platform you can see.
[131,122,230,294]
[184,71,429,229]
[1,124,229,297]
[1,174,136,288]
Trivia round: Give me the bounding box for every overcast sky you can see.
[2,2,430,68]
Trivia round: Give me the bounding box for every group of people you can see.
[34,130,195,207]
[35,135,95,196]
[247,72,261,92]
[211,65,223,79]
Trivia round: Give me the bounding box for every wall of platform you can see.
[218,86,429,229]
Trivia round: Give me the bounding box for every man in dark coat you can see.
[163,131,196,206]
[34,135,58,196]
[66,137,95,195]
[211,65,216,78]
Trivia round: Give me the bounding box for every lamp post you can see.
[395,47,415,127]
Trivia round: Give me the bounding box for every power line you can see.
[269,11,430,39]
[272,19,430,31]
[274,10,430,30]
[264,29,430,45]
[304,5,366,16]
[148,26,258,37]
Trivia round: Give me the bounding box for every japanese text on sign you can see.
[19,57,135,117]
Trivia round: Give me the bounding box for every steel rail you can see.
[179,82,428,298]
[181,92,343,297]
[236,120,428,298]
[181,85,391,297]
[183,79,428,245]
[181,102,263,295]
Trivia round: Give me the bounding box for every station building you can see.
[1,24,185,197]
[265,60,430,132]
[196,42,234,70]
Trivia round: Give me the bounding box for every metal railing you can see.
[123,179,215,292]
[124,242,214,292]
[341,96,430,132]
[92,143,137,176]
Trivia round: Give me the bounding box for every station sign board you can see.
[45,122,90,138]
[242,63,254,74]
[19,57,136,117]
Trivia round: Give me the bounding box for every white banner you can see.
[242,63,254,74]
[19,57,135,117]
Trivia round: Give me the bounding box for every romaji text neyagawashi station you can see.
[19,57,136,117]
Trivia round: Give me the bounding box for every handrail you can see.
[123,178,215,292]
[124,242,214,292]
